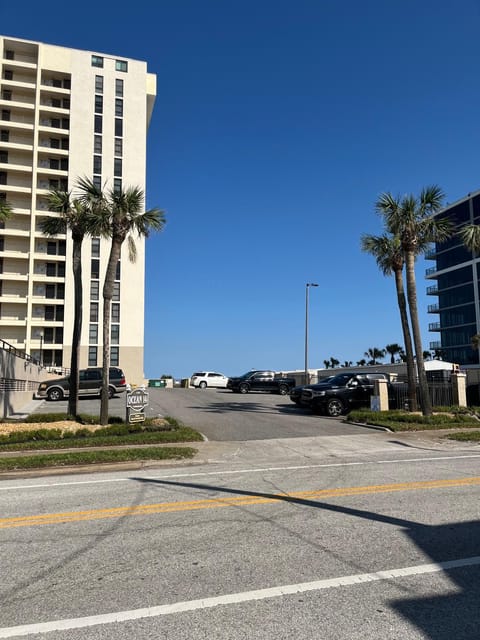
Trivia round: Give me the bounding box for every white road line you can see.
[1,555,479,638]
[1,453,480,492]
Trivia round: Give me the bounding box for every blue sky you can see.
[3,1,480,378]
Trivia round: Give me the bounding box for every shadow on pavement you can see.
[131,475,480,639]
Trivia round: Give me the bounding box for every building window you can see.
[95,75,104,93]
[115,260,121,280]
[95,95,103,114]
[114,158,122,177]
[93,175,102,190]
[46,263,56,277]
[0,172,7,185]
[113,178,122,194]
[111,324,119,345]
[45,306,55,321]
[89,324,98,343]
[110,346,119,366]
[93,155,102,174]
[115,79,124,97]
[91,55,104,68]
[91,258,100,279]
[114,138,123,157]
[90,280,99,300]
[0,238,4,251]
[112,303,120,323]
[2,90,12,101]
[55,327,64,344]
[91,237,100,257]
[88,346,97,366]
[58,262,65,277]
[115,99,123,117]
[94,115,102,134]
[0,130,9,142]
[44,328,54,343]
[94,135,102,153]
[115,60,128,72]
[113,281,120,301]
[90,302,99,322]
[49,158,59,170]
[1,110,11,122]
[114,118,123,137]
[0,150,8,163]
[4,69,13,81]
[5,50,14,60]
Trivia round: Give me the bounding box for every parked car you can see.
[227,370,296,395]
[37,367,127,401]
[301,372,389,416]
[190,372,229,389]
[289,376,335,406]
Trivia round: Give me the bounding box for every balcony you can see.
[425,266,438,277]
[430,341,442,350]
[428,304,439,313]
[426,285,438,295]
[428,322,441,331]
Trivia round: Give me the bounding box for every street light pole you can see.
[304,283,318,384]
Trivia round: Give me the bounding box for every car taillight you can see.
[120,377,125,384]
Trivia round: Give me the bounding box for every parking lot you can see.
[28,387,383,442]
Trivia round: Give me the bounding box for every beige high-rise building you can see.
[0,35,156,383]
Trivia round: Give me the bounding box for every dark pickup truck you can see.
[227,370,296,395]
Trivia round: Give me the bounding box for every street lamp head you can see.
[306,282,319,287]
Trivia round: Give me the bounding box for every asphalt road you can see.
[1,445,480,639]
[29,387,379,441]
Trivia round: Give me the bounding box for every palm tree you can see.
[39,183,100,417]
[384,343,404,365]
[329,357,340,368]
[356,359,367,366]
[375,186,453,415]
[91,184,165,425]
[0,199,13,222]
[323,360,331,369]
[362,235,417,409]
[342,360,353,367]
[364,347,385,366]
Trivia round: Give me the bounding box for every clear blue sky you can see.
[3,1,480,378]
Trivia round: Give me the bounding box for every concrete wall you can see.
[0,349,53,418]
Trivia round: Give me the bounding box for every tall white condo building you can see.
[0,35,157,383]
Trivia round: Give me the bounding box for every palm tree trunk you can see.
[405,251,432,416]
[100,239,122,425]
[394,267,417,411]
[68,237,83,417]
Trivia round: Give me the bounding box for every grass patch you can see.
[0,447,197,471]
[347,409,480,431]
[445,431,480,442]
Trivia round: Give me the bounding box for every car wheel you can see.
[239,383,249,394]
[278,384,289,395]
[108,386,115,399]
[199,381,207,389]
[326,397,345,417]
[47,387,63,401]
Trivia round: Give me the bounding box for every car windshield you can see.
[192,372,205,377]
[320,373,354,386]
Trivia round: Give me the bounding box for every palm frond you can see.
[39,216,67,236]
[459,224,480,253]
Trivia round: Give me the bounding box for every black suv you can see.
[227,370,296,395]
[37,367,127,401]
[301,372,389,416]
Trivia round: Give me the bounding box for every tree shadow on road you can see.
[131,475,480,639]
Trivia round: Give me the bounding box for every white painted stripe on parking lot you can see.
[1,555,479,637]
[1,453,480,492]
